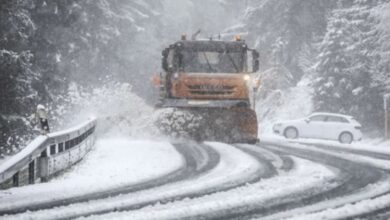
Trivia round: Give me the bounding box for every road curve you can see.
[0,142,218,216]
[240,141,388,220]
[1,141,270,219]
[3,139,390,220]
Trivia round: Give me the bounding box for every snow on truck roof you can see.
[310,112,354,119]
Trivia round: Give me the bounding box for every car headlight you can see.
[243,74,250,81]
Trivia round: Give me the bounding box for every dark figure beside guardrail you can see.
[35,105,50,134]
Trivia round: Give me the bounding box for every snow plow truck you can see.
[153,35,260,144]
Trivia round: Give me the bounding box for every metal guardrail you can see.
[0,117,97,189]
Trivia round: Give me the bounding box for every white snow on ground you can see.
[5,142,262,219]
[0,138,184,212]
[285,185,390,220]
[248,144,286,170]
[262,135,390,170]
[264,133,390,155]
[296,137,390,155]
[260,136,390,220]
[262,175,390,220]
[81,149,336,220]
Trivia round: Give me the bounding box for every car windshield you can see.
[326,116,349,123]
[181,51,244,73]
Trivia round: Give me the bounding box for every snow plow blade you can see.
[158,99,250,108]
[155,107,258,144]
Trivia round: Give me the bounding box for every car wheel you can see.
[284,127,298,139]
[339,132,353,144]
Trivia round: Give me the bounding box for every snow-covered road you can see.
[0,139,185,214]
[1,137,390,219]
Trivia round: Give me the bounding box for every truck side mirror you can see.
[253,60,259,72]
[252,50,260,72]
[162,48,169,72]
[152,74,161,87]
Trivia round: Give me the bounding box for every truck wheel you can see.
[339,132,353,144]
[246,138,259,145]
[284,127,298,139]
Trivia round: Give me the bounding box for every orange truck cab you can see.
[155,39,260,108]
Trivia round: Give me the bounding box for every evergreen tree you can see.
[314,0,383,129]
[373,2,390,92]
[243,0,337,86]
[0,1,38,154]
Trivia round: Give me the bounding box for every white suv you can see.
[273,113,363,144]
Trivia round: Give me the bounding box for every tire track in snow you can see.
[89,141,388,220]
[0,142,219,216]
[56,142,265,220]
[77,145,332,220]
[287,142,390,220]
[236,144,294,174]
[284,138,390,161]
[243,141,388,220]
[307,143,390,161]
[3,142,269,220]
[6,139,388,220]
[170,142,384,220]
[167,144,341,220]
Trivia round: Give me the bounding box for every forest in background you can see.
[1,0,390,156]
[239,0,390,133]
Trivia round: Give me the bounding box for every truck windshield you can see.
[181,51,244,73]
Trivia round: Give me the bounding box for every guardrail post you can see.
[385,94,389,140]
[38,150,48,182]
[38,157,49,182]
[12,172,19,187]
[28,160,35,184]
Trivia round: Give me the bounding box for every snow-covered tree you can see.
[372,2,390,92]
[242,0,337,86]
[0,1,38,153]
[314,0,383,129]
